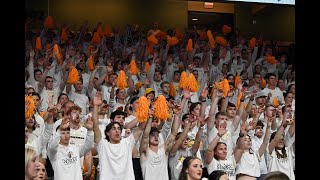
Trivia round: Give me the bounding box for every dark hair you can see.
[215,111,227,119]
[256,120,265,128]
[130,96,139,104]
[287,83,295,93]
[174,70,181,76]
[208,170,227,180]
[57,93,69,103]
[160,81,170,89]
[150,127,160,135]
[270,132,287,159]
[178,156,201,180]
[263,171,290,180]
[189,102,201,114]
[29,92,41,99]
[104,122,122,141]
[110,110,126,121]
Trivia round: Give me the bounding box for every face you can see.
[99,103,109,114]
[107,124,122,143]
[226,106,236,117]
[154,71,162,82]
[32,95,41,109]
[265,106,275,118]
[174,72,181,82]
[255,125,264,138]
[60,130,70,145]
[179,136,189,150]
[45,78,54,90]
[227,76,235,84]
[277,79,285,89]
[214,143,227,160]
[146,93,155,102]
[63,102,75,114]
[70,110,81,123]
[191,104,201,117]
[132,100,139,112]
[194,58,201,67]
[243,135,252,150]
[250,105,258,116]
[109,74,118,84]
[268,75,277,86]
[26,153,39,179]
[117,89,127,100]
[113,115,125,126]
[285,93,294,104]
[215,115,228,128]
[58,95,68,105]
[221,64,228,73]
[149,131,159,146]
[255,97,266,107]
[187,159,203,180]
[289,84,295,94]
[255,65,262,73]
[26,117,35,128]
[162,83,170,94]
[276,134,285,149]
[73,81,83,92]
[34,162,46,180]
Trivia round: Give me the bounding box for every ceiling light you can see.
[192,18,198,21]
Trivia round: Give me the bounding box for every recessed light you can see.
[192,18,198,21]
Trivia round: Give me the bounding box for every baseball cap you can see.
[255,91,267,99]
[145,88,155,95]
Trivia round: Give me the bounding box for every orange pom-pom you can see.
[156,31,167,40]
[137,96,150,123]
[186,39,193,52]
[147,44,153,56]
[248,37,257,49]
[129,60,139,75]
[104,25,112,37]
[87,45,94,56]
[154,95,169,121]
[147,34,158,45]
[144,62,151,74]
[68,66,80,84]
[175,29,183,40]
[243,101,247,109]
[221,79,230,97]
[53,44,63,66]
[167,36,179,46]
[36,37,42,51]
[169,83,176,97]
[222,25,232,35]
[187,73,199,92]
[261,78,267,88]
[97,24,104,38]
[43,16,54,29]
[60,27,68,41]
[91,32,101,45]
[272,97,279,107]
[266,55,277,64]
[207,30,216,48]
[179,71,188,89]
[88,56,95,71]
[234,75,241,88]
[216,36,228,47]
[39,111,47,118]
[116,70,128,89]
[236,92,243,108]
[25,94,36,119]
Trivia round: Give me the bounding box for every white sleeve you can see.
[79,130,94,157]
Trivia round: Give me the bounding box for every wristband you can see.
[239,133,244,137]
[201,99,206,102]
[240,99,244,102]
[217,133,222,137]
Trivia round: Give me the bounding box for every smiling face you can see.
[214,143,228,160]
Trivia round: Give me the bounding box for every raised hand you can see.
[218,122,228,136]
[85,116,93,131]
[200,86,209,101]
[60,115,70,130]
[93,91,103,106]
[182,89,193,99]
[172,103,182,115]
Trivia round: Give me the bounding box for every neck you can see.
[150,144,158,153]
[70,122,81,130]
[268,85,276,89]
[118,99,125,104]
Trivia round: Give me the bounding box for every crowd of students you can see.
[25,19,295,180]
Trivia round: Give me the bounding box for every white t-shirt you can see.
[169,148,193,180]
[266,146,295,180]
[235,150,261,178]
[207,155,237,180]
[67,91,89,117]
[251,136,268,174]
[95,134,136,180]
[140,146,169,180]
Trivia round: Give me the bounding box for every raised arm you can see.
[79,117,94,157]
[258,117,272,157]
[139,108,154,156]
[268,113,288,154]
[170,120,191,155]
[207,89,223,130]
[191,117,206,155]
[205,122,227,165]
[47,115,70,156]
[92,91,103,144]
[133,120,147,143]
[165,103,182,153]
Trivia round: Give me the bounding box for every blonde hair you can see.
[25,146,37,170]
